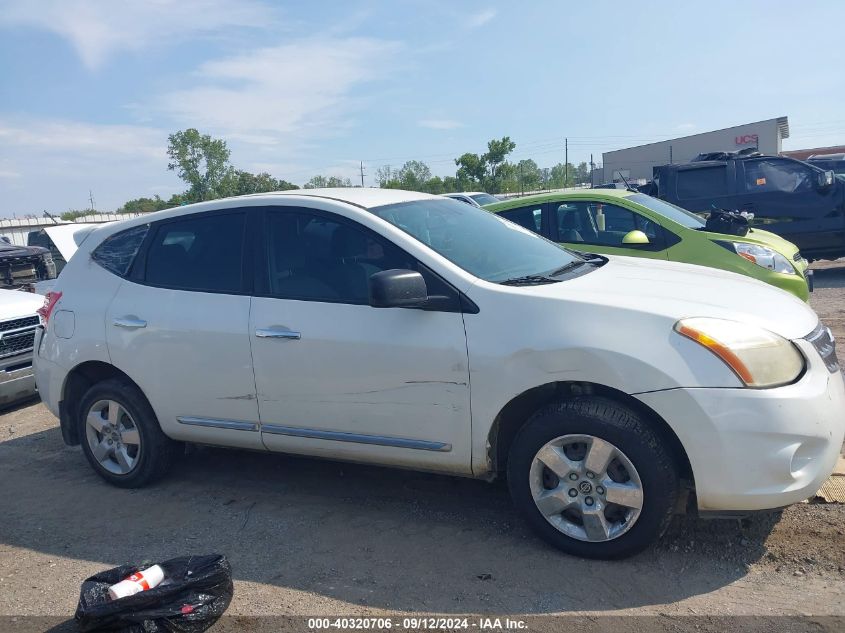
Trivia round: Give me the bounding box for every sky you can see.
[1,0,844,216]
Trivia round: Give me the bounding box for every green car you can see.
[484,190,811,301]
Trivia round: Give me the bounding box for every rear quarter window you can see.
[676,166,729,199]
[91,225,149,277]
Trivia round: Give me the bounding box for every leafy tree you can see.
[60,209,95,221]
[221,170,298,196]
[483,136,516,190]
[396,160,432,190]
[118,195,169,213]
[167,128,233,202]
[303,175,352,189]
[454,152,486,189]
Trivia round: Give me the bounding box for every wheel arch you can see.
[486,381,694,487]
[60,361,147,445]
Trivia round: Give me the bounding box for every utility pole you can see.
[590,153,595,188]
[519,162,524,196]
[359,161,366,187]
[88,189,95,212]
[669,145,673,165]
[564,138,568,187]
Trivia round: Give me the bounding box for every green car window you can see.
[555,202,660,247]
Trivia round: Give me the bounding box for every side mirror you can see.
[369,269,428,308]
[622,230,650,245]
[818,169,835,189]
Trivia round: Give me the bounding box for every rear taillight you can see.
[37,291,62,325]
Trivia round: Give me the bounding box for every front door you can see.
[250,207,472,473]
[550,200,670,260]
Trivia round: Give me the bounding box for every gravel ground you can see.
[0,262,843,631]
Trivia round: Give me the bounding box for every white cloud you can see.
[418,119,464,130]
[155,37,401,142]
[0,0,278,69]
[0,118,182,213]
[467,9,497,29]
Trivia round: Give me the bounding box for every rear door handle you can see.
[113,317,147,329]
[255,328,301,340]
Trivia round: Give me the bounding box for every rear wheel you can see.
[78,378,180,487]
[507,397,679,559]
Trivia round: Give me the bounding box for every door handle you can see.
[255,328,301,340]
[113,317,147,329]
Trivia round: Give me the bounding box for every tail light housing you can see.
[37,291,62,326]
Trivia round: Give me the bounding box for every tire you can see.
[78,378,181,488]
[507,396,679,559]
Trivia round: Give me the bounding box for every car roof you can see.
[240,187,435,209]
[485,189,635,211]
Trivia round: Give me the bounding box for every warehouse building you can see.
[600,116,790,183]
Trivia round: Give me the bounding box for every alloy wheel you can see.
[529,434,643,542]
[84,399,141,475]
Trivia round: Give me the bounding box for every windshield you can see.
[469,193,500,205]
[370,198,584,282]
[627,193,705,229]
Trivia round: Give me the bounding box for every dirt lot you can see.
[1,263,844,631]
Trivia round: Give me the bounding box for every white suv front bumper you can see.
[636,339,845,512]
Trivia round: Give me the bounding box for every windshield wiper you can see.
[546,260,589,277]
[499,274,559,286]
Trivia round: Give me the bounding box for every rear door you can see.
[733,157,845,255]
[250,205,472,473]
[105,208,263,450]
[497,203,550,237]
[669,163,736,213]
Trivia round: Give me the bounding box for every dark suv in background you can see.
[644,153,845,260]
[0,241,56,289]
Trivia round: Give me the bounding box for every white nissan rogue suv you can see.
[34,189,844,559]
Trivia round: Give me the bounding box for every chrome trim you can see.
[261,424,452,452]
[177,416,258,432]
[255,328,301,340]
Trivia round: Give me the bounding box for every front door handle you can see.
[113,317,147,329]
[255,328,301,340]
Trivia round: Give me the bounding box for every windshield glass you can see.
[627,193,705,229]
[370,198,584,282]
[469,193,500,205]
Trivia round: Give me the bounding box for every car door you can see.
[669,163,736,213]
[733,157,845,254]
[549,200,670,259]
[106,209,263,450]
[250,206,472,473]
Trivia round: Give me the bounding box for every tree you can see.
[60,209,94,221]
[483,136,516,191]
[455,152,486,189]
[166,128,233,202]
[220,170,298,196]
[395,160,432,190]
[303,175,352,189]
[118,195,169,213]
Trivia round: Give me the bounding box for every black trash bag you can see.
[705,209,750,237]
[75,554,233,633]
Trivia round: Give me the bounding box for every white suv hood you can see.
[0,288,44,320]
[519,256,818,340]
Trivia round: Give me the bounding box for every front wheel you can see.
[507,397,679,559]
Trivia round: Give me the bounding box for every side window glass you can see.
[744,159,814,194]
[266,211,414,304]
[556,202,655,248]
[676,166,729,199]
[499,206,543,234]
[91,225,149,277]
[144,213,245,293]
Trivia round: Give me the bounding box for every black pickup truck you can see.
[0,241,56,289]
[643,152,845,260]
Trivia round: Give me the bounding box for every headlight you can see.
[675,317,804,388]
[715,241,796,274]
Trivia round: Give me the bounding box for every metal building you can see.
[601,116,790,183]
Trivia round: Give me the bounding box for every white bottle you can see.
[108,565,165,600]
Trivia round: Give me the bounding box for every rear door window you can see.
[676,166,730,200]
[143,212,246,293]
